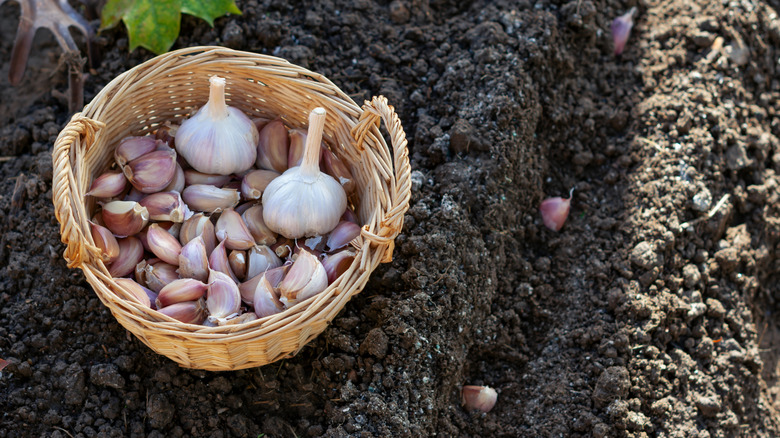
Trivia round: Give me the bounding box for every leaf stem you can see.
[207,76,228,120]
[300,108,327,179]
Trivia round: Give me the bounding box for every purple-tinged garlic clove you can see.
[240,169,280,200]
[245,245,283,280]
[108,236,144,278]
[252,117,270,132]
[163,163,186,193]
[242,205,277,246]
[326,220,361,251]
[157,299,207,324]
[287,129,307,168]
[341,207,359,225]
[215,208,256,250]
[611,7,637,56]
[123,149,178,193]
[89,221,120,264]
[114,136,158,167]
[124,187,145,203]
[239,264,288,305]
[182,184,240,213]
[278,249,328,307]
[206,270,242,323]
[228,250,247,281]
[322,147,356,194]
[144,261,179,293]
[146,223,183,266]
[183,169,232,187]
[87,171,127,198]
[539,188,574,232]
[156,278,208,308]
[101,200,149,237]
[256,119,290,172]
[253,273,284,318]
[461,385,498,413]
[139,191,190,222]
[179,213,217,254]
[208,240,239,283]
[322,249,356,284]
[113,278,153,308]
[177,235,209,282]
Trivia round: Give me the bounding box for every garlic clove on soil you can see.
[461,385,498,413]
[539,188,574,232]
[175,75,259,175]
[611,7,637,56]
[262,108,347,239]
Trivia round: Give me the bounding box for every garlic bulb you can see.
[262,108,347,239]
[175,76,258,175]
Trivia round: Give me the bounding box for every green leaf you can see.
[100,0,242,54]
[181,0,242,26]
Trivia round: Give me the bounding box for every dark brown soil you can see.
[3,0,780,436]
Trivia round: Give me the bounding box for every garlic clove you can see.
[89,221,120,264]
[239,264,288,305]
[155,123,178,148]
[234,201,255,215]
[539,188,574,232]
[228,250,247,281]
[158,221,182,241]
[179,212,217,255]
[156,278,208,308]
[461,385,498,413]
[123,149,178,193]
[176,76,259,175]
[253,273,284,318]
[124,187,145,203]
[207,270,242,322]
[87,171,128,198]
[101,200,149,237]
[326,220,361,251]
[286,128,307,168]
[321,249,356,284]
[245,245,283,280]
[278,249,328,307]
[255,119,290,172]
[341,207,359,225]
[262,108,347,239]
[144,261,179,293]
[322,147,356,194]
[242,205,277,246]
[157,299,207,324]
[182,184,240,213]
[147,223,183,266]
[611,7,637,56]
[163,163,186,193]
[113,278,153,307]
[183,169,232,187]
[108,236,144,278]
[177,235,209,282]
[139,191,190,222]
[208,240,239,283]
[240,169,280,200]
[215,208,256,250]
[252,117,270,132]
[114,136,158,167]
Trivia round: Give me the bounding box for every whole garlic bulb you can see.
[262,108,347,239]
[175,76,258,175]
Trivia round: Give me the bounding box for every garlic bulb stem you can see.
[300,108,327,179]
[206,76,228,120]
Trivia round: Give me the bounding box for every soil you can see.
[2,0,780,436]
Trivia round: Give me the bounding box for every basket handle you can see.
[52,113,106,268]
[351,96,412,263]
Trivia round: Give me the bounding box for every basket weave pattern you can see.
[51,46,411,371]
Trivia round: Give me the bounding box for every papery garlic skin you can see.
[176,76,258,175]
[262,108,347,239]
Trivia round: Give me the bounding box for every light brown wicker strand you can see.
[51,46,411,370]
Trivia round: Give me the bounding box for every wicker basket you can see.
[51,46,411,371]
